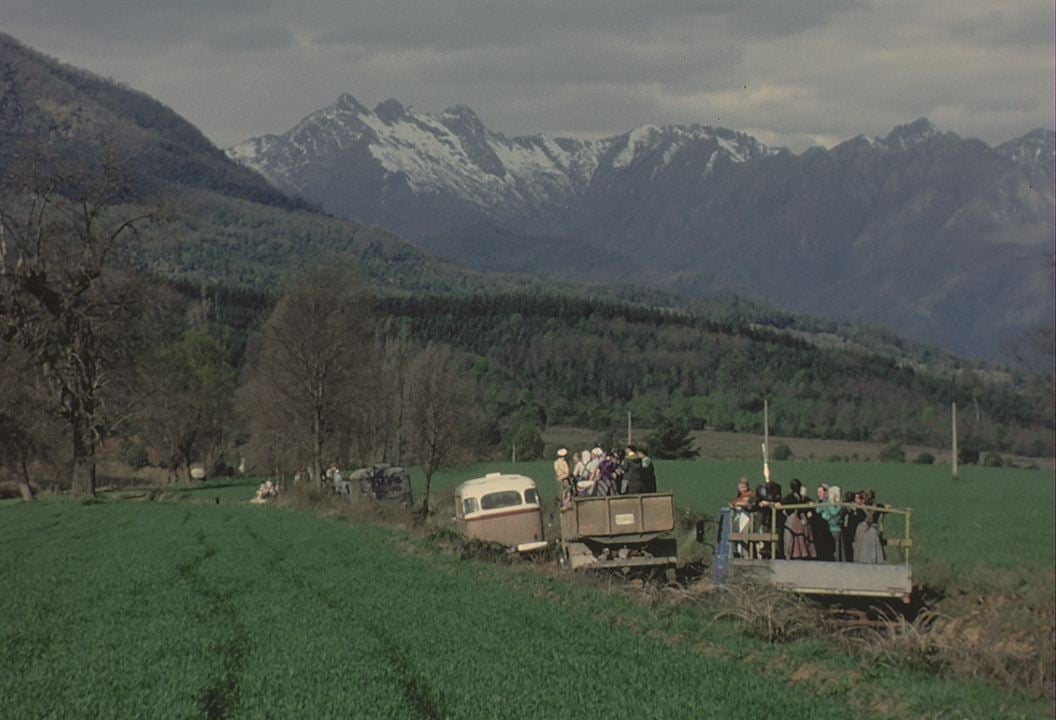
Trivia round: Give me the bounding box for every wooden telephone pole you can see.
[951,402,959,479]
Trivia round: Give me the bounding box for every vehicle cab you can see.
[454,473,547,553]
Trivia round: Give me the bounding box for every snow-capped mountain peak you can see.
[996,128,1056,165]
[226,96,775,228]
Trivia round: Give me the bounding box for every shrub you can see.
[771,443,792,461]
[958,445,980,465]
[913,451,935,464]
[982,453,1004,468]
[712,581,815,643]
[878,443,906,463]
[122,443,150,470]
[646,417,699,459]
[509,424,544,461]
[212,459,235,477]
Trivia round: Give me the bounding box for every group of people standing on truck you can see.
[553,445,657,508]
[730,476,887,563]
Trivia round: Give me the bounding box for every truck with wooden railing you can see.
[718,502,913,602]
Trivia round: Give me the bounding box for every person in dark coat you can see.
[755,476,782,558]
[853,489,886,564]
[638,449,657,493]
[620,446,645,494]
[781,478,816,560]
[843,490,867,562]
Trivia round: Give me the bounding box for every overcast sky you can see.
[2,1,1053,151]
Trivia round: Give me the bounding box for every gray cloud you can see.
[948,2,1055,47]
[203,23,295,54]
[0,1,1051,151]
[2,0,267,53]
[718,0,861,38]
[311,2,718,51]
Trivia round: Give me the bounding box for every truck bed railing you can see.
[727,503,912,565]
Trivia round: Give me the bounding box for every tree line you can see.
[0,158,478,510]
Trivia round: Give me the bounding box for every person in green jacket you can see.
[817,485,846,561]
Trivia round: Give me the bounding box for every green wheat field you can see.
[2,460,1053,719]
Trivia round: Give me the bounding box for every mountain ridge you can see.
[228,95,1055,359]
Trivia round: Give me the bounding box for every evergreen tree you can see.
[645,417,699,459]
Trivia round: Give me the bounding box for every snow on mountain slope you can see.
[226,94,773,224]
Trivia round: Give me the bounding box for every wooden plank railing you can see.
[727,503,912,564]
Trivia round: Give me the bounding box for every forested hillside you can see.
[0,32,300,209]
[378,293,1052,456]
[161,280,1053,459]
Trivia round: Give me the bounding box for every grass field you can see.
[3,488,1053,719]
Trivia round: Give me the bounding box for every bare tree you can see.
[0,158,154,497]
[406,344,477,516]
[143,329,236,482]
[243,266,374,488]
[0,340,63,500]
[1004,255,1056,425]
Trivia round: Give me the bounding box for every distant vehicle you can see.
[454,473,548,553]
[349,464,413,506]
[559,492,678,571]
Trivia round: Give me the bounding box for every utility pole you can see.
[763,398,769,458]
[627,411,632,446]
[951,402,959,479]
[762,398,771,482]
[512,441,517,464]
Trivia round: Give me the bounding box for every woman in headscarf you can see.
[593,450,621,497]
[575,450,595,496]
[729,477,755,558]
[853,489,886,563]
[819,485,846,561]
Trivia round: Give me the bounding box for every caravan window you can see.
[462,497,479,515]
[524,488,539,505]
[480,490,522,510]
